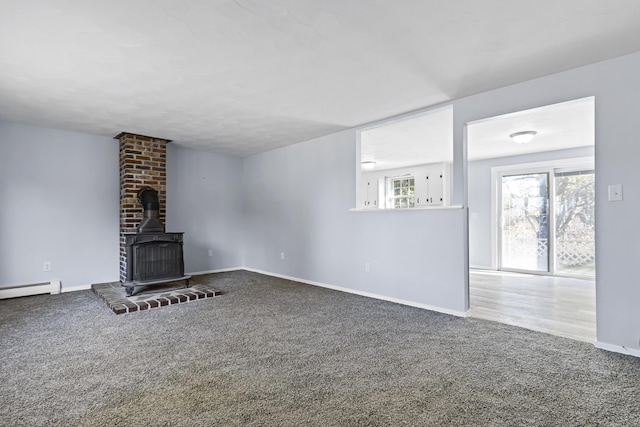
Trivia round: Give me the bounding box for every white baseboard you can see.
[469,265,493,271]
[61,284,92,293]
[243,267,468,318]
[187,267,244,276]
[0,280,61,299]
[594,340,640,358]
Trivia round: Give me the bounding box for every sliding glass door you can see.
[554,170,595,276]
[500,172,550,273]
[498,167,595,277]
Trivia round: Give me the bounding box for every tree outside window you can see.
[392,177,415,208]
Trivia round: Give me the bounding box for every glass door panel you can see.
[554,170,595,276]
[501,173,550,272]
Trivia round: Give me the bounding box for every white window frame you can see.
[389,176,416,208]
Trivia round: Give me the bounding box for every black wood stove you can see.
[122,187,191,296]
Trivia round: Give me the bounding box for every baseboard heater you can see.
[0,281,61,300]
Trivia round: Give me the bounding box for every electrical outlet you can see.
[43,261,51,272]
[365,262,371,273]
[207,249,213,257]
[608,184,623,201]
[280,252,285,260]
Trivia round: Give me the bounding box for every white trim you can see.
[187,267,244,276]
[349,205,463,213]
[594,340,640,358]
[61,284,91,293]
[442,161,452,207]
[51,280,62,294]
[491,157,594,175]
[243,267,469,318]
[469,264,493,270]
[490,166,498,270]
[356,128,363,208]
[0,280,61,299]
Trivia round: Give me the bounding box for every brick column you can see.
[116,132,169,283]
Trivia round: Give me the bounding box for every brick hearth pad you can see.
[91,281,221,314]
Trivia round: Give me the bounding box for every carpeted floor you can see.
[1,271,639,426]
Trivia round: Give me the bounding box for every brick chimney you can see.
[115,132,170,283]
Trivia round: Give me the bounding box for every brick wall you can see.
[116,132,169,282]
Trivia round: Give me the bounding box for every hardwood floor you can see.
[469,269,596,343]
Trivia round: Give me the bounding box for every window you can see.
[392,177,415,208]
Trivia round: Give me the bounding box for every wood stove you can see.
[121,187,190,296]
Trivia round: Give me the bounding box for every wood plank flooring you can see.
[469,269,596,343]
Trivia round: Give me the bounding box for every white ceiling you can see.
[0,1,639,157]
[361,106,452,171]
[467,97,594,161]
[360,97,594,171]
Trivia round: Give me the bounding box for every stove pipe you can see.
[136,187,165,233]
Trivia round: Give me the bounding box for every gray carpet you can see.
[1,271,638,426]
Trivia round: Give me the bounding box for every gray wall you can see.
[242,50,640,350]
[452,51,640,350]
[242,130,468,314]
[0,121,119,289]
[468,147,594,268]
[0,124,246,290]
[166,144,244,273]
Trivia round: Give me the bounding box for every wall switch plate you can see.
[43,261,51,271]
[608,184,623,201]
[207,249,213,257]
[280,252,285,260]
[365,262,371,273]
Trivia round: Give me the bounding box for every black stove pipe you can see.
[136,187,165,233]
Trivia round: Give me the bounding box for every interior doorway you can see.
[466,97,596,342]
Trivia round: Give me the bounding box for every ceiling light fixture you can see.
[509,130,537,144]
[361,160,376,170]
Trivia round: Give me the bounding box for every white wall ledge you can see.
[349,205,464,213]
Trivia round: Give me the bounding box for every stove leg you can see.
[125,286,134,297]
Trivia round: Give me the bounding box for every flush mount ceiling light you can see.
[361,160,376,170]
[509,130,538,144]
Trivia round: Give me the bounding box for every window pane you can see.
[555,171,595,276]
[391,177,417,209]
[501,173,549,272]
